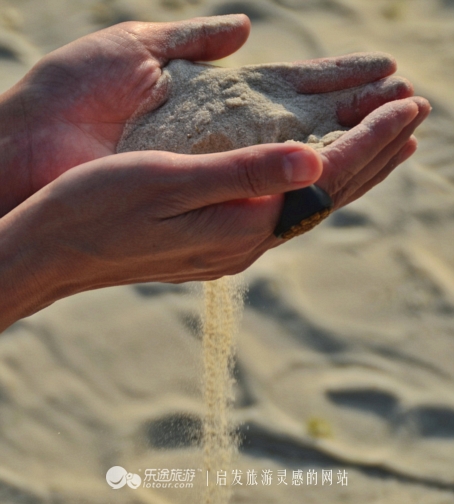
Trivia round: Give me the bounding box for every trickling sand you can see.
[201,277,245,504]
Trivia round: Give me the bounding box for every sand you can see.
[201,277,245,504]
[1,1,454,504]
[117,59,347,155]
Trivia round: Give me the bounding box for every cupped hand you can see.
[0,14,250,215]
[3,143,321,307]
[2,14,411,216]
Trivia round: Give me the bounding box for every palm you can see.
[24,25,163,191]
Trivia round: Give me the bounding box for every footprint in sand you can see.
[327,388,399,420]
[263,360,454,485]
[325,382,454,482]
[398,406,454,438]
[144,413,202,449]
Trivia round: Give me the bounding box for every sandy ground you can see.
[0,0,454,503]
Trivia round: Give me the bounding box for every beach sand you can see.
[1,1,454,503]
[116,58,348,154]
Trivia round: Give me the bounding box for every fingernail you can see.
[409,134,418,145]
[284,149,321,184]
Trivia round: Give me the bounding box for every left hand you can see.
[1,14,411,216]
[0,15,251,215]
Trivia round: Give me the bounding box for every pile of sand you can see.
[117,59,346,155]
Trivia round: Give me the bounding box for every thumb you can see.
[166,143,323,210]
[131,14,251,63]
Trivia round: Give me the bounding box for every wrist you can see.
[0,198,75,332]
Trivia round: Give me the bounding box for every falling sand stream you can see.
[201,276,245,504]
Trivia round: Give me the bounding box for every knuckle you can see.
[345,176,361,196]
[322,149,357,195]
[236,152,268,197]
[199,23,211,43]
[334,185,356,209]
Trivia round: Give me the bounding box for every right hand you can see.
[4,143,321,298]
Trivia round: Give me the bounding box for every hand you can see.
[1,14,411,216]
[0,14,251,215]
[0,142,322,330]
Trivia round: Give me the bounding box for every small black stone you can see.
[273,185,333,238]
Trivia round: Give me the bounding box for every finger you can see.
[127,15,251,63]
[336,76,414,127]
[332,98,430,204]
[317,97,422,197]
[342,137,418,206]
[166,143,323,212]
[275,52,397,94]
